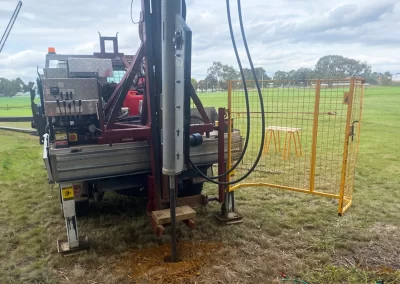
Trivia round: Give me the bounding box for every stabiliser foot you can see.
[215,191,243,225]
[215,211,243,225]
[57,236,89,256]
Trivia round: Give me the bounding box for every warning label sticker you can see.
[61,186,74,200]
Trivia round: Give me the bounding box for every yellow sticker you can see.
[62,186,74,200]
[55,133,67,140]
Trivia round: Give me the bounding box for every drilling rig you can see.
[32,0,248,258]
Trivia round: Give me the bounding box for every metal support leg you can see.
[57,183,88,255]
[214,109,242,225]
[215,190,243,225]
[64,205,79,248]
[166,176,179,262]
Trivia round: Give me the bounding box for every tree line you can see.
[0,54,396,97]
[0,77,34,97]
[192,55,396,91]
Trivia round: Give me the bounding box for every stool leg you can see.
[296,131,302,157]
[272,131,278,153]
[283,132,288,160]
[263,130,271,155]
[292,131,299,158]
[288,132,293,159]
[277,131,281,152]
[267,130,274,154]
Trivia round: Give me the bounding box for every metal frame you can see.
[227,78,364,215]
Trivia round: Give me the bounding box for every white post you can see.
[262,73,264,89]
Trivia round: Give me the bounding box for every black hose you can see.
[188,0,266,185]
[188,0,252,180]
[181,1,251,180]
[130,0,140,24]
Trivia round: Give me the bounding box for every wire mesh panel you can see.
[313,80,354,197]
[227,78,364,215]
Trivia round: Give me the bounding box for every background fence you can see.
[0,105,30,110]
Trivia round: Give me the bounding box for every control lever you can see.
[56,99,62,116]
[63,100,67,118]
[72,100,76,121]
[68,103,72,121]
[78,100,82,121]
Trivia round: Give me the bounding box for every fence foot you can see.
[215,191,243,225]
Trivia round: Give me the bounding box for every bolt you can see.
[175,54,181,57]
[176,152,180,159]
[175,105,180,109]
[175,80,181,83]
[176,129,180,136]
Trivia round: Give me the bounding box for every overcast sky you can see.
[0,0,399,83]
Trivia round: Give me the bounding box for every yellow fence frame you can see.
[227,78,363,215]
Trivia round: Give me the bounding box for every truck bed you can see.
[44,130,242,182]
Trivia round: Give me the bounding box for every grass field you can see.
[1,86,400,283]
[0,97,33,117]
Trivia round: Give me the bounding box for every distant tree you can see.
[0,77,27,97]
[242,68,252,81]
[240,67,270,82]
[273,70,289,86]
[206,61,240,90]
[314,55,371,79]
[207,61,223,89]
[221,64,239,81]
[198,80,206,92]
[254,67,271,80]
[273,70,288,80]
[292,68,314,86]
[384,71,392,78]
[380,72,392,85]
[27,81,35,90]
[191,78,198,91]
[220,64,239,89]
[204,74,218,91]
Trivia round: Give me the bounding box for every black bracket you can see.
[350,120,359,141]
[173,31,183,50]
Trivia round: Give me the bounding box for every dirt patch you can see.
[114,241,222,283]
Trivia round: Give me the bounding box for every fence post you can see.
[338,78,355,215]
[309,79,321,192]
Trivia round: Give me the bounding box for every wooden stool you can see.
[263,126,302,160]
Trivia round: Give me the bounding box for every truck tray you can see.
[46,130,242,182]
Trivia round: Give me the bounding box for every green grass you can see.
[0,86,400,283]
[0,97,32,117]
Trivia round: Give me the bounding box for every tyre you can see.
[75,199,89,217]
[178,181,203,197]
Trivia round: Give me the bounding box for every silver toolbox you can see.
[42,78,100,116]
[44,68,68,79]
[67,58,113,78]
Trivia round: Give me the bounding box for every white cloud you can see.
[0,0,399,83]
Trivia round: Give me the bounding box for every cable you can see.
[130,0,140,24]
[188,0,252,181]
[188,0,266,185]
[0,1,22,53]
